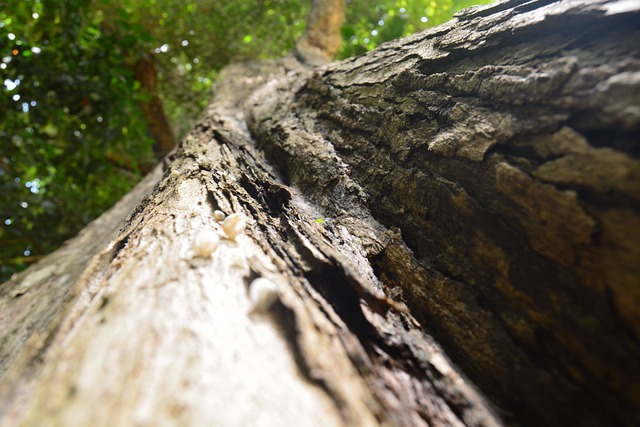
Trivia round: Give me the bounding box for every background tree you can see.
[0,0,493,283]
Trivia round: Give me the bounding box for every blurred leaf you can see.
[340,25,356,40]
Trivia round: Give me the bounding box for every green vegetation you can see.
[0,0,494,283]
[340,0,494,58]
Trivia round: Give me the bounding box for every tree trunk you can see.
[1,0,638,426]
[134,58,178,158]
[294,0,346,65]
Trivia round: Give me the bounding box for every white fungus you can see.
[213,210,226,222]
[191,229,220,257]
[169,169,180,178]
[249,278,279,311]
[221,212,247,240]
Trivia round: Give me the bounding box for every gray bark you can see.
[1,0,639,426]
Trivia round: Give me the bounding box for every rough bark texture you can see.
[0,61,498,427]
[1,0,638,426]
[248,1,640,425]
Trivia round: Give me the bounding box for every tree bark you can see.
[134,58,178,158]
[1,0,639,426]
[295,0,346,65]
[249,1,640,424]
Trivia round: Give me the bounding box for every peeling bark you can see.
[1,1,639,426]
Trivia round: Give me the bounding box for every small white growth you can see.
[191,229,220,258]
[213,210,226,222]
[249,278,279,311]
[221,212,247,240]
[169,169,180,178]
[429,352,453,376]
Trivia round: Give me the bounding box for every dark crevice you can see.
[456,0,544,19]
[295,239,479,424]
[512,0,560,14]
[561,182,637,209]
[286,225,388,347]
[205,190,222,212]
[487,139,557,168]
[302,269,379,349]
[238,175,292,217]
[108,233,130,263]
[577,127,640,159]
[255,144,293,187]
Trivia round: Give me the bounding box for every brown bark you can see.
[134,58,177,158]
[0,52,499,426]
[294,0,346,64]
[1,0,638,426]
[248,0,640,425]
